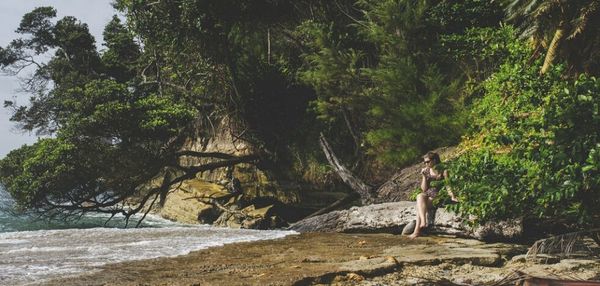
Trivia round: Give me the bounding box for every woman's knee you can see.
[416,193,428,202]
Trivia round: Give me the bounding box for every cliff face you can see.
[181,117,299,203]
[155,116,344,228]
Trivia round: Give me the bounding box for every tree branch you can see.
[175,150,237,160]
[175,154,260,174]
[319,133,373,204]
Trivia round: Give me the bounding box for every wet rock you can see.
[46,232,531,286]
[213,204,286,229]
[197,206,220,224]
[302,256,327,263]
[340,256,400,276]
[401,220,416,235]
[213,205,242,228]
[331,272,365,284]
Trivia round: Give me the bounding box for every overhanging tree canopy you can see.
[0,7,259,224]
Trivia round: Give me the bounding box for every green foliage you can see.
[101,16,140,82]
[439,25,522,82]
[0,7,195,215]
[1,0,598,226]
[426,0,503,34]
[446,40,600,225]
[504,0,600,75]
[298,0,503,167]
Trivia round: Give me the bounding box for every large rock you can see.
[289,201,522,241]
[213,204,285,229]
[158,179,230,224]
[180,116,299,204]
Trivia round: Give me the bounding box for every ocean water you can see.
[0,188,296,285]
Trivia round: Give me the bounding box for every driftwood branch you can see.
[319,133,373,203]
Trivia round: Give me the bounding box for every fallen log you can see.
[289,201,522,241]
[318,133,374,204]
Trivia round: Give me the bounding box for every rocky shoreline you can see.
[41,232,600,286]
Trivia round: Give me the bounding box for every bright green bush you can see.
[447,40,600,225]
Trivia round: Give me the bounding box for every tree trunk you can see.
[319,133,373,204]
[540,22,568,75]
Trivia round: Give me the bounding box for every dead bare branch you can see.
[319,133,373,203]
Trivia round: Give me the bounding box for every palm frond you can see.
[527,228,600,258]
[506,0,541,20]
[532,0,562,20]
[568,1,600,40]
[503,0,540,38]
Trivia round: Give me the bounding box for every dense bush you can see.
[447,39,600,225]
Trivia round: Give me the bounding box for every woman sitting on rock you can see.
[408,151,457,239]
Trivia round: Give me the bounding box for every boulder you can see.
[289,201,522,241]
[213,204,286,229]
[157,179,230,224]
[213,205,242,228]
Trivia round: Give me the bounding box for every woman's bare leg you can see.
[417,193,428,228]
[409,193,428,239]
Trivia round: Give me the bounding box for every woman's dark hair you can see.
[424,151,441,164]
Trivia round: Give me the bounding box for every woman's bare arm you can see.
[443,170,459,202]
[420,170,428,192]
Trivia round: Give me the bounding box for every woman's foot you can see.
[408,225,425,239]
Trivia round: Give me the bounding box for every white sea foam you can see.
[0,225,297,286]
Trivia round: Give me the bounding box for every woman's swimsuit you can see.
[424,172,443,199]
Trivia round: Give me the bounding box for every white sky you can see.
[0,0,117,158]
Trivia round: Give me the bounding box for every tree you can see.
[298,0,503,168]
[113,0,321,172]
[0,7,258,224]
[504,0,600,74]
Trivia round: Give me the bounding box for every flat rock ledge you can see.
[44,233,531,286]
[290,201,522,241]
